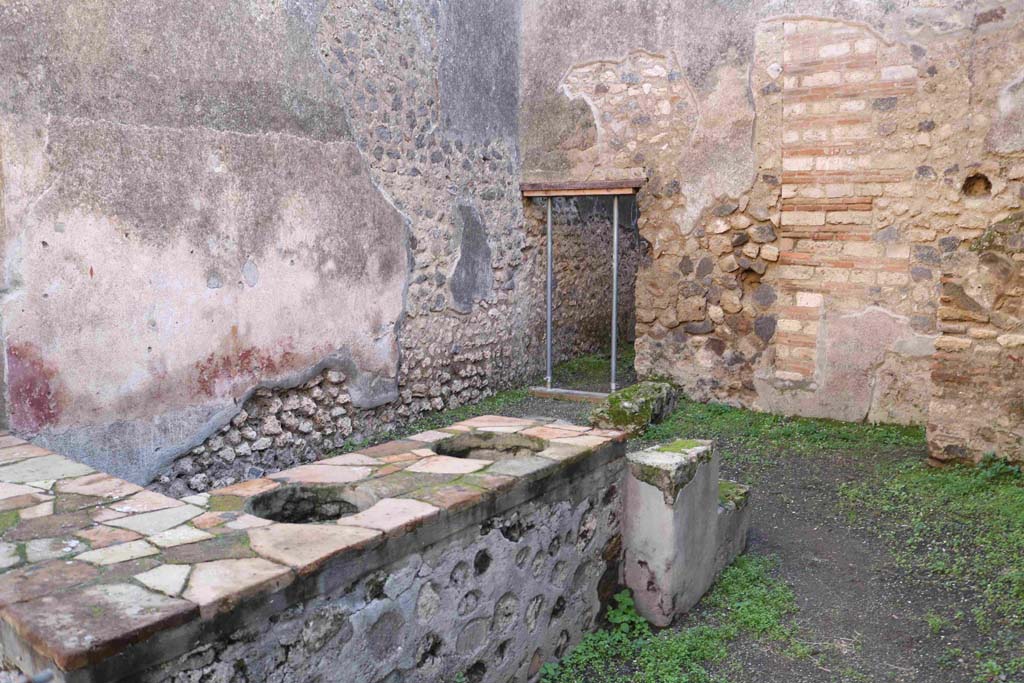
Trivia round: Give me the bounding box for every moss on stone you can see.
[970,212,1024,254]
[719,480,750,509]
[590,381,678,436]
[629,459,700,503]
[626,443,714,504]
[208,494,245,512]
[442,478,490,492]
[0,509,19,535]
[658,438,702,453]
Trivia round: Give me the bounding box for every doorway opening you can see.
[521,178,645,402]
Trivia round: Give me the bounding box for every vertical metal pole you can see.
[611,195,619,393]
[546,198,553,389]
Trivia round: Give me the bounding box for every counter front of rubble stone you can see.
[0,417,626,682]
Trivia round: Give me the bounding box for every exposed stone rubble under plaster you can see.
[522,6,1024,462]
[0,416,750,683]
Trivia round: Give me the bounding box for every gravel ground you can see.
[703,449,996,683]
[481,382,999,682]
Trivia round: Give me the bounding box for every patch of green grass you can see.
[702,554,801,641]
[551,344,636,386]
[925,611,949,635]
[939,646,965,668]
[718,480,748,507]
[973,655,1024,683]
[969,627,1024,681]
[540,555,802,683]
[841,456,1024,678]
[841,458,1024,625]
[641,398,925,465]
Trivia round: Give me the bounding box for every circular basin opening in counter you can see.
[246,484,363,524]
[433,432,545,461]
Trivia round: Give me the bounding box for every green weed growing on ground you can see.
[642,399,924,464]
[551,344,636,384]
[841,456,1024,681]
[925,611,949,635]
[841,458,1024,625]
[540,555,801,683]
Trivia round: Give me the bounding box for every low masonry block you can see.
[0,416,754,681]
[622,439,751,627]
[589,381,678,437]
[716,480,753,571]
[0,420,630,682]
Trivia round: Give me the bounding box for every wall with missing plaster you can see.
[0,0,631,490]
[521,1,1024,462]
[1,0,1021,479]
[0,1,408,484]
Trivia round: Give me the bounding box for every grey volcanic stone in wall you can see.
[0,0,635,494]
[144,461,625,683]
[450,203,495,314]
[521,0,1024,450]
[152,0,638,495]
[523,195,641,366]
[146,0,546,492]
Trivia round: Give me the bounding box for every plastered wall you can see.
[0,0,635,489]
[521,0,1024,462]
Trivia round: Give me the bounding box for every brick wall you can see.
[768,21,922,383]
[525,8,1024,461]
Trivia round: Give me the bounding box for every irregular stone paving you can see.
[339,498,439,536]
[0,418,625,675]
[8,584,193,669]
[134,564,191,598]
[248,524,382,575]
[75,539,161,566]
[405,455,490,475]
[0,456,94,485]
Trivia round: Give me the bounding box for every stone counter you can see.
[0,417,627,682]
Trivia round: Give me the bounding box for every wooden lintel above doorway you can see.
[520,178,645,197]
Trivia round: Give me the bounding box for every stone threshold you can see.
[527,386,609,403]
[0,418,626,682]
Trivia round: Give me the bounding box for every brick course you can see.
[525,8,1024,461]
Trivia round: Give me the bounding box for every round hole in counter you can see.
[433,432,545,461]
[246,484,362,524]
